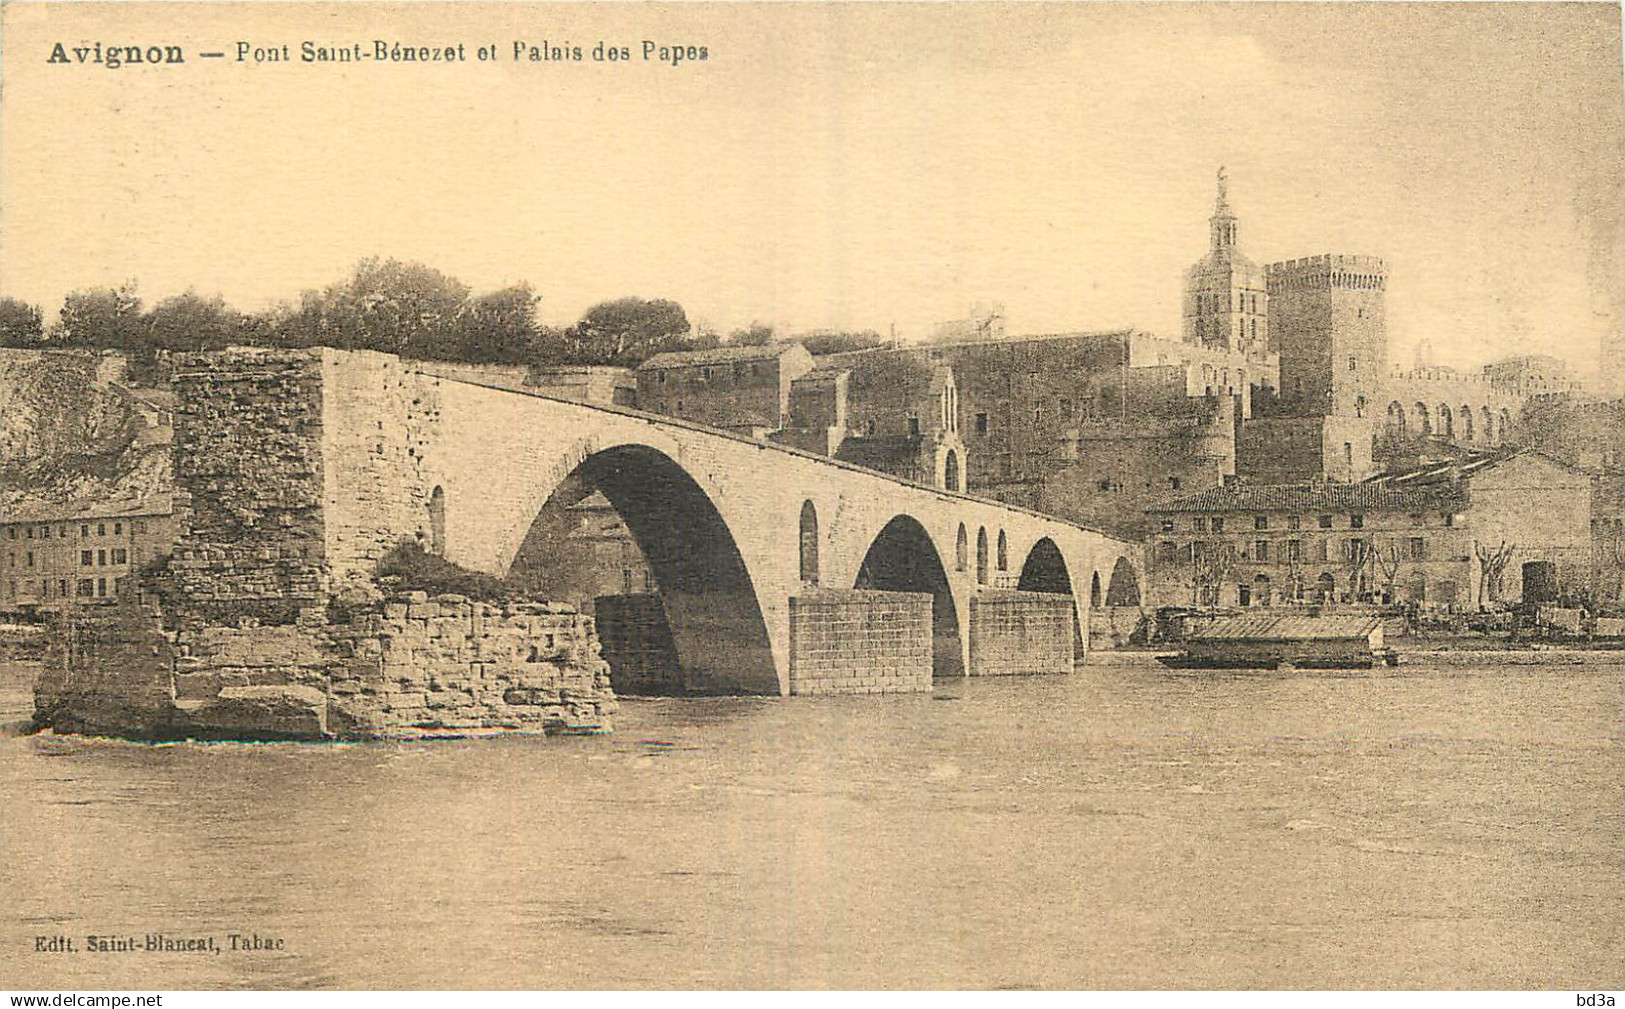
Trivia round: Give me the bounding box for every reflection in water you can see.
[2,660,1622,989]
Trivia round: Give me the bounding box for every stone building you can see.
[1145,450,1593,610]
[1,499,176,615]
[808,328,1261,536]
[636,343,814,433]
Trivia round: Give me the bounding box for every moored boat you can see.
[1158,613,1398,670]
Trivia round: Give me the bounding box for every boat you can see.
[1158,613,1399,670]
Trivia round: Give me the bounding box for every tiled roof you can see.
[1188,613,1383,641]
[1150,481,1463,514]
[639,344,803,370]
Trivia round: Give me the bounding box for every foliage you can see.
[798,329,886,356]
[563,296,695,367]
[56,283,144,349]
[375,540,518,602]
[144,290,241,353]
[727,322,775,347]
[0,297,45,347]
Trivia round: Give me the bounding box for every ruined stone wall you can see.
[319,350,441,589]
[168,349,328,624]
[968,590,1075,675]
[787,589,932,695]
[35,591,616,740]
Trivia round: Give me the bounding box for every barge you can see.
[1159,613,1398,670]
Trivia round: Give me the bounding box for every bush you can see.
[375,541,517,602]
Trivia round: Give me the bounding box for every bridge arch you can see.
[1413,401,1431,435]
[1105,555,1141,606]
[1461,404,1475,441]
[1018,536,1085,656]
[508,443,779,695]
[854,514,963,678]
[1387,400,1406,432]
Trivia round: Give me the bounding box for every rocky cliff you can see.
[0,349,170,511]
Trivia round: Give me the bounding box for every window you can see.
[1285,540,1303,561]
[113,548,127,565]
[1444,513,1456,528]
[1318,515,1333,529]
[1349,357,1357,372]
[1158,541,1181,564]
[1098,479,1112,492]
[1408,537,1426,561]
[908,416,920,436]
[97,549,106,566]
[975,412,988,436]
[81,551,92,567]
[1254,540,1270,561]
[1160,519,1175,533]
[1344,443,1353,467]
[41,526,50,539]
[77,579,94,598]
[97,523,106,537]
[1315,540,1330,562]
[96,577,106,597]
[114,522,122,536]
[25,527,33,540]
[134,520,147,534]
[1033,407,1044,425]
[955,525,968,572]
[25,551,33,568]
[1355,396,1366,419]
[1350,514,1365,529]
[700,366,711,381]
[1287,515,1301,531]
[1254,515,1269,530]
[1169,477,1182,491]
[997,530,1008,571]
[58,580,67,598]
[81,524,90,538]
[1193,517,1208,532]
[1211,518,1225,533]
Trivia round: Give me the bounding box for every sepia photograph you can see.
[1,0,1622,993]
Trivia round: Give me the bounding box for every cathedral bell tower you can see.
[1183,167,1267,360]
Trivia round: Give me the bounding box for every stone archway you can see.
[855,515,963,678]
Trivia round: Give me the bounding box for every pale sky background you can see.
[2,2,1622,378]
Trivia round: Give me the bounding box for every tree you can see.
[0,297,44,347]
[1372,539,1404,603]
[143,290,241,353]
[57,283,143,349]
[1475,540,1517,608]
[1190,539,1236,608]
[286,258,471,358]
[567,297,692,366]
[727,322,775,346]
[459,283,541,365]
[799,329,886,355]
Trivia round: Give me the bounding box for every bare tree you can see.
[1372,538,1404,603]
[1191,539,1236,608]
[1474,540,1517,608]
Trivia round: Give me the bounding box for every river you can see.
[2,657,1621,990]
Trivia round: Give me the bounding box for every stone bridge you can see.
[188,349,1145,698]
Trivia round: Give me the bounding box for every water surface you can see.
[2,659,1621,989]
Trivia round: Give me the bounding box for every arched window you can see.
[798,500,819,586]
[955,524,968,572]
[427,486,446,557]
[996,530,1008,571]
[943,450,960,492]
[976,527,988,585]
[1439,404,1453,438]
[1461,404,1475,441]
[1090,571,1102,608]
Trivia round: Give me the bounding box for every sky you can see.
[2,2,1622,378]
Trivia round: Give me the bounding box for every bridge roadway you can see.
[317,350,1143,695]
